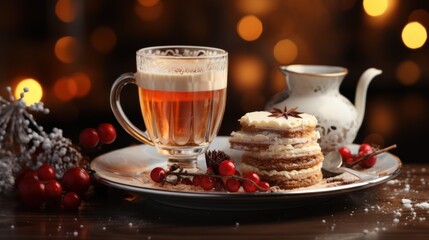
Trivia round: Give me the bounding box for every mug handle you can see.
[110,73,154,146]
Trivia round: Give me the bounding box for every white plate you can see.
[90,137,401,210]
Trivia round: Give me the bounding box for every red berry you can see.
[22,171,39,181]
[79,128,99,148]
[18,178,46,208]
[218,160,236,176]
[244,172,260,184]
[200,176,215,191]
[62,192,81,210]
[97,123,117,144]
[243,181,257,192]
[192,175,202,186]
[358,147,372,159]
[37,163,56,181]
[359,143,373,153]
[242,172,260,193]
[258,181,270,192]
[359,157,377,168]
[226,178,241,192]
[206,167,214,174]
[150,167,166,183]
[180,178,192,185]
[44,180,63,200]
[61,167,91,194]
[338,146,352,160]
[344,157,355,164]
[358,149,377,168]
[15,167,32,188]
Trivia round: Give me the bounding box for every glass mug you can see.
[110,46,228,170]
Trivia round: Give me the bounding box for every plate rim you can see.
[90,137,402,201]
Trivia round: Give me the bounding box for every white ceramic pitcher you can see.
[266,65,382,153]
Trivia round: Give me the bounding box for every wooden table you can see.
[1,164,428,239]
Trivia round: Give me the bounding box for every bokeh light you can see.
[91,27,117,53]
[135,0,163,21]
[54,76,78,102]
[14,78,43,106]
[138,0,160,7]
[273,39,298,64]
[55,0,76,23]
[396,60,420,85]
[401,22,427,49]
[72,72,92,98]
[55,36,79,63]
[236,0,277,15]
[368,100,395,135]
[237,15,263,41]
[363,0,388,17]
[232,55,265,91]
[53,73,92,101]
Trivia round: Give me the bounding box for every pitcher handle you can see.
[110,73,154,146]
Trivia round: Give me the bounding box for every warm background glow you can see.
[396,60,420,85]
[0,1,428,162]
[237,15,263,41]
[53,73,91,102]
[232,55,265,91]
[270,69,286,93]
[368,100,395,136]
[91,27,117,53]
[138,0,160,7]
[55,36,79,63]
[236,0,277,16]
[273,39,298,64]
[363,0,388,17]
[409,9,429,26]
[54,76,77,102]
[72,73,91,98]
[135,0,163,21]
[55,0,76,23]
[401,22,427,49]
[14,78,43,106]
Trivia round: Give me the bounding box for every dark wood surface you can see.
[1,164,428,239]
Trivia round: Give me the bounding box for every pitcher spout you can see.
[355,68,382,129]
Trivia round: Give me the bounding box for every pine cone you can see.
[36,128,83,178]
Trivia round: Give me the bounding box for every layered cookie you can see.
[230,110,324,189]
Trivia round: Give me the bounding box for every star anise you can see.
[268,106,303,119]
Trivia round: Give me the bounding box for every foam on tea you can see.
[136,68,227,92]
[136,69,227,147]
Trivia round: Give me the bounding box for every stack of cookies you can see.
[229,109,324,189]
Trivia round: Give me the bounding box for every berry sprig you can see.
[79,123,117,149]
[16,164,90,210]
[15,122,118,210]
[338,143,397,168]
[150,150,271,193]
[150,164,270,192]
